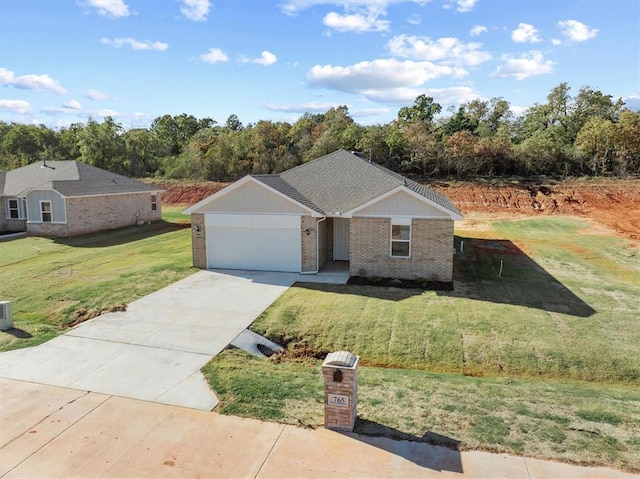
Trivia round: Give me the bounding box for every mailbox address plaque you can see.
[328,393,349,407]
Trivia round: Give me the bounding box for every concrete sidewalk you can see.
[0,379,635,479]
[0,270,298,410]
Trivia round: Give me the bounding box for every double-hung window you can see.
[151,194,158,211]
[41,201,52,222]
[391,218,411,258]
[7,199,21,219]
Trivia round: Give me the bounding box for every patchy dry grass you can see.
[0,207,193,351]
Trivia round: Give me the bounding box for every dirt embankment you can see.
[151,178,640,242]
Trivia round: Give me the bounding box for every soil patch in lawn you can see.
[347,276,453,291]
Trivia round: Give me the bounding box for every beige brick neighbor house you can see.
[0,161,162,238]
[184,150,463,282]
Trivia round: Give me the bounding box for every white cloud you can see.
[101,37,169,51]
[470,25,487,36]
[241,51,278,66]
[551,38,562,46]
[0,67,67,94]
[323,11,390,32]
[84,89,108,100]
[407,13,421,25]
[199,48,229,63]
[491,50,555,80]
[265,101,343,113]
[0,99,33,115]
[64,100,82,110]
[557,20,598,42]
[387,35,491,66]
[623,93,640,111]
[94,108,119,117]
[443,0,478,12]
[307,58,463,97]
[81,0,129,18]
[366,86,480,105]
[511,23,541,43]
[181,0,211,22]
[280,1,431,16]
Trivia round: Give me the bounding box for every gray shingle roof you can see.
[273,149,461,217]
[1,161,159,197]
[251,175,324,214]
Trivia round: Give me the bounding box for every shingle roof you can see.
[0,161,159,197]
[273,149,461,217]
[251,175,324,214]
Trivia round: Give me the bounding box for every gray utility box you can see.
[0,301,13,331]
[322,351,359,431]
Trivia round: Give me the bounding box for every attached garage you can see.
[205,214,302,272]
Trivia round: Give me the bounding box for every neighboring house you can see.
[0,161,162,238]
[184,150,463,282]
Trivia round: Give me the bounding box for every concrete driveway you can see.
[0,270,301,410]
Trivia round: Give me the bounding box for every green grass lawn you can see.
[0,206,194,351]
[203,215,640,472]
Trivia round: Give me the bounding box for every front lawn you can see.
[203,215,640,472]
[0,207,194,351]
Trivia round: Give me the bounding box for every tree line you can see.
[1,82,638,180]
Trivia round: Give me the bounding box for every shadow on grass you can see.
[447,236,595,318]
[2,327,32,339]
[345,418,463,473]
[53,220,190,248]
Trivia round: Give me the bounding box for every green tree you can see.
[78,117,124,171]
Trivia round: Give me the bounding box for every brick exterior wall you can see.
[191,213,207,269]
[349,217,454,281]
[301,216,317,272]
[27,192,161,238]
[317,217,328,269]
[322,361,358,431]
[0,201,27,233]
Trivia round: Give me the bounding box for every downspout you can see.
[301,216,326,275]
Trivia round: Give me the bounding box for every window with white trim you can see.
[41,201,52,222]
[390,218,411,258]
[7,198,25,219]
[151,194,158,211]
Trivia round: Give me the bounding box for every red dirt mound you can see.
[151,178,640,242]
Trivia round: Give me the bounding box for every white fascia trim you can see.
[343,185,463,220]
[182,176,321,217]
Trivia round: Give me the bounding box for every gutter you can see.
[300,216,326,275]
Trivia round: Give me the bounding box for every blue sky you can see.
[1,0,638,129]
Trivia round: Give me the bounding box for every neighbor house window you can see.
[41,201,52,222]
[7,199,22,219]
[151,194,157,211]
[391,219,411,258]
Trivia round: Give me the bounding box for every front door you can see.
[333,218,350,261]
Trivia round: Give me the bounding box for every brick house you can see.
[184,150,463,282]
[0,161,162,238]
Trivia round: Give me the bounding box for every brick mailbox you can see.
[322,350,359,431]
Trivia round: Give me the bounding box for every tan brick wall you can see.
[191,213,207,269]
[301,216,317,272]
[323,364,358,431]
[0,200,27,233]
[27,192,162,238]
[350,217,454,281]
[317,217,328,269]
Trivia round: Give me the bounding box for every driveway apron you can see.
[0,270,296,410]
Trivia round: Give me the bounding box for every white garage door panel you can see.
[206,214,301,272]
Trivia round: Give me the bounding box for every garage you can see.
[205,214,302,272]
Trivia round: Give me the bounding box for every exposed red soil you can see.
[150,178,640,242]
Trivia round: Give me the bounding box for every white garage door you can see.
[205,214,301,272]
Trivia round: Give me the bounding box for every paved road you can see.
[1,379,636,479]
[0,270,300,410]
